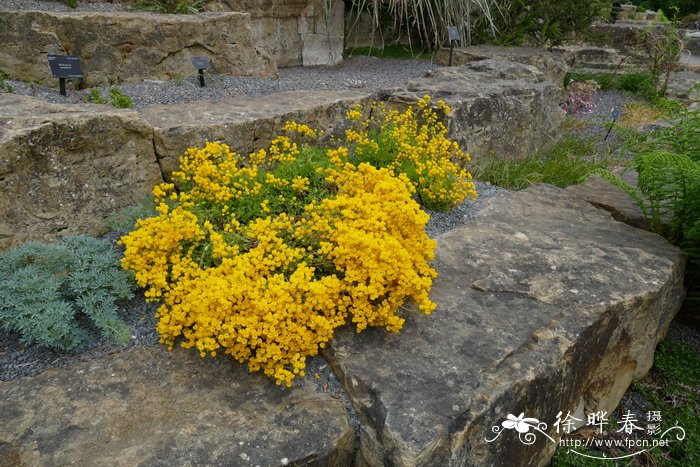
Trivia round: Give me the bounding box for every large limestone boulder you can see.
[389,59,565,161]
[141,89,372,178]
[0,94,163,251]
[0,11,276,86]
[324,184,685,466]
[434,45,569,85]
[0,346,354,466]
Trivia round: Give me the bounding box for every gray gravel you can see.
[7,56,437,110]
[0,0,130,12]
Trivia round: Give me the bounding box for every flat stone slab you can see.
[0,346,353,466]
[324,184,685,466]
[434,45,568,84]
[141,90,372,176]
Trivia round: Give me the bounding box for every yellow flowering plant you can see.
[119,98,476,386]
[344,95,477,210]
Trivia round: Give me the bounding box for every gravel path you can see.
[0,0,130,12]
[6,56,437,110]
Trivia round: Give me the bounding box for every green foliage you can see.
[481,0,612,48]
[349,0,610,49]
[65,0,77,8]
[85,88,108,104]
[0,236,136,351]
[348,0,501,50]
[637,23,684,98]
[627,0,697,20]
[130,0,208,14]
[473,135,617,190]
[108,87,132,108]
[0,71,13,93]
[592,109,700,305]
[85,88,132,109]
[107,196,158,233]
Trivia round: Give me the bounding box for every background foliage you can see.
[348,0,612,50]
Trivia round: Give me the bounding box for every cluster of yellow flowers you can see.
[119,97,475,386]
[345,95,477,210]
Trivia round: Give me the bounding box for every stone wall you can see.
[0,95,163,250]
[1,49,567,249]
[209,0,344,67]
[0,11,276,86]
[390,58,565,161]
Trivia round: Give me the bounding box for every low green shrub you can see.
[85,88,132,109]
[0,236,135,351]
[565,70,657,99]
[86,88,108,104]
[108,87,132,108]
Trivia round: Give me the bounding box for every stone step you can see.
[323,183,685,466]
[0,346,354,466]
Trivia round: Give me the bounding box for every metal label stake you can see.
[604,107,620,141]
[47,55,83,96]
[447,26,461,67]
[191,57,211,88]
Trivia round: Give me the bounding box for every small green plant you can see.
[130,0,208,14]
[108,87,132,108]
[65,0,77,8]
[85,88,132,108]
[0,71,13,93]
[638,22,684,98]
[0,236,136,351]
[474,135,617,190]
[86,88,108,104]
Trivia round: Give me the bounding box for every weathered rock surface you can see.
[323,184,685,466]
[566,172,648,230]
[388,59,565,161]
[0,94,162,251]
[209,0,344,67]
[0,11,276,86]
[553,45,632,71]
[141,90,372,177]
[434,45,568,85]
[0,346,354,466]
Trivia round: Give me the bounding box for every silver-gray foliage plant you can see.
[0,236,135,351]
